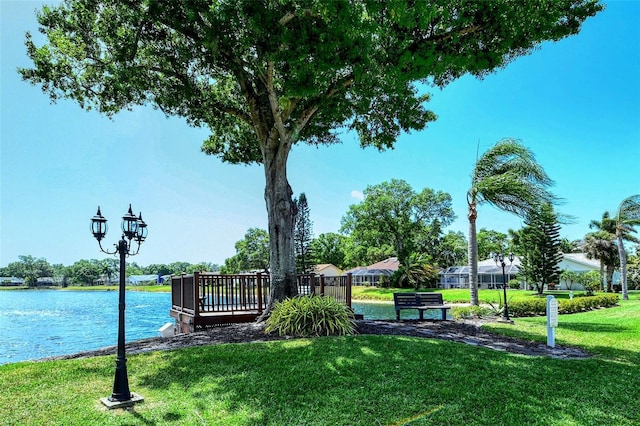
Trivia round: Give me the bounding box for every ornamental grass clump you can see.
[265,295,356,337]
[452,305,492,320]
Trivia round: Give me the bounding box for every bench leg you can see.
[441,309,447,321]
[396,311,400,320]
[419,310,424,320]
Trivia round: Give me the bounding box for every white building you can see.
[439,253,616,291]
[439,257,520,290]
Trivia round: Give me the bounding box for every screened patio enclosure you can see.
[439,258,520,289]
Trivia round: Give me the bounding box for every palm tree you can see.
[467,139,555,305]
[395,254,436,290]
[584,230,618,292]
[614,195,640,300]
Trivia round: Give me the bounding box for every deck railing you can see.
[171,272,352,325]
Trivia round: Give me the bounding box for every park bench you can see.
[393,292,451,320]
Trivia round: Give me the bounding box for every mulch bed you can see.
[38,319,590,362]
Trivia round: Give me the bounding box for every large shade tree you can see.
[221,228,270,274]
[341,179,455,268]
[467,139,555,305]
[434,231,468,268]
[21,0,602,311]
[476,228,509,261]
[310,233,348,270]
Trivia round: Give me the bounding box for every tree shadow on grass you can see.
[486,322,639,365]
[558,322,629,333]
[128,335,639,425]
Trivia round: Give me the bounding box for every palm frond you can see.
[469,138,556,216]
[618,194,640,223]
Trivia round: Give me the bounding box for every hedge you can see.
[508,294,619,317]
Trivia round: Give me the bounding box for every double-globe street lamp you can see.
[492,252,515,322]
[91,204,148,409]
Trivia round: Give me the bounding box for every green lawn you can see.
[351,285,591,304]
[55,284,171,292]
[1,293,638,425]
[485,292,640,363]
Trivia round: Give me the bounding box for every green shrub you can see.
[508,294,619,317]
[265,295,356,337]
[508,298,547,317]
[452,305,492,320]
[508,279,521,289]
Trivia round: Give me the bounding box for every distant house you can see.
[439,253,615,291]
[0,277,25,286]
[36,277,56,286]
[314,264,342,276]
[439,257,520,290]
[557,253,619,290]
[127,274,162,285]
[345,257,400,286]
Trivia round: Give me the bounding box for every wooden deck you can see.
[170,272,352,332]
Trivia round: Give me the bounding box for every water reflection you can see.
[352,300,445,320]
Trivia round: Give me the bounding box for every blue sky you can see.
[1,1,639,267]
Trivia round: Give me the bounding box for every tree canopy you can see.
[310,233,348,270]
[21,0,602,308]
[221,228,270,274]
[341,179,455,268]
[476,228,509,261]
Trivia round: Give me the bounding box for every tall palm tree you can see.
[584,230,618,292]
[467,139,555,305]
[614,195,640,300]
[588,212,617,291]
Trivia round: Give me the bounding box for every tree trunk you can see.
[599,260,605,292]
[618,232,629,300]
[605,265,614,293]
[259,141,298,320]
[468,202,479,306]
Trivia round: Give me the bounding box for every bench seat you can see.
[393,292,451,320]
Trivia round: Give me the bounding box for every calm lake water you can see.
[0,290,426,365]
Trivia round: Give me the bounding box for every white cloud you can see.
[351,190,364,201]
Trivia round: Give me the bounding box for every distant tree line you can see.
[0,256,220,286]
[222,181,640,293]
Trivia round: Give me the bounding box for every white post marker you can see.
[546,295,559,347]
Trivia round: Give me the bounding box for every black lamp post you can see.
[91,204,147,409]
[493,252,515,322]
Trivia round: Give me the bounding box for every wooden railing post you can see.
[256,272,263,313]
[180,273,185,311]
[346,273,353,308]
[193,271,200,317]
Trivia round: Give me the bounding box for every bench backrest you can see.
[393,292,420,308]
[416,292,444,305]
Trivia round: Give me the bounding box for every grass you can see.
[58,284,172,292]
[484,292,640,363]
[1,293,638,425]
[350,286,590,304]
[0,285,172,292]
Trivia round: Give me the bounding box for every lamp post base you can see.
[100,393,144,410]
